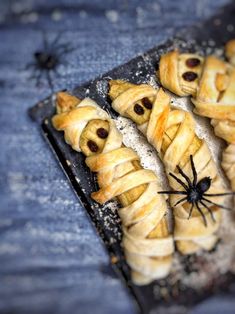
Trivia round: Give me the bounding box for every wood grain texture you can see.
[0,0,232,313]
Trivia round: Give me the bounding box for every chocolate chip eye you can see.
[186,58,201,68]
[87,140,98,152]
[134,103,144,115]
[142,97,152,109]
[182,71,198,82]
[96,128,108,139]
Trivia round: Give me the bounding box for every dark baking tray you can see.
[29,3,235,313]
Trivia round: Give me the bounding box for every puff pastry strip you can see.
[192,43,235,197]
[109,80,224,255]
[222,144,235,192]
[225,39,235,66]
[159,46,235,197]
[192,56,235,123]
[52,92,174,285]
[221,40,235,196]
[159,50,204,97]
[158,47,235,122]
[192,57,235,196]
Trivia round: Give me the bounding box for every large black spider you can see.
[26,33,75,90]
[158,155,234,226]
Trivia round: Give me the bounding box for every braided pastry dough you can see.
[109,80,224,255]
[52,92,174,285]
[159,45,235,196]
[222,144,235,192]
[159,50,204,97]
[192,44,235,197]
[222,40,235,195]
[192,56,235,124]
[158,48,235,125]
[225,39,235,66]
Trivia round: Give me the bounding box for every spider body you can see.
[26,33,75,90]
[159,156,234,226]
[34,52,59,70]
[188,186,202,203]
[196,177,211,193]
[187,177,211,203]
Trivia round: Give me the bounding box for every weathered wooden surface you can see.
[0,1,234,313]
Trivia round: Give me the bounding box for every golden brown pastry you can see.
[192,43,235,197]
[221,41,235,196]
[225,39,235,66]
[159,50,204,97]
[158,49,235,123]
[222,144,235,192]
[159,45,235,197]
[192,56,235,122]
[159,49,235,144]
[109,80,225,255]
[52,92,174,285]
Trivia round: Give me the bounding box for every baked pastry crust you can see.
[52,92,174,285]
[110,80,224,255]
[225,39,235,66]
[159,44,235,197]
[222,144,235,191]
[222,40,235,195]
[192,43,235,197]
[192,56,235,122]
[159,50,203,97]
[159,48,235,124]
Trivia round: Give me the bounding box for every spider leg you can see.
[190,155,198,186]
[46,70,54,91]
[28,69,43,87]
[56,43,75,52]
[24,62,36,71]
[204,192,235,197]
[176,165,192,187]
[200,200,216,223]
[29,68,41,81]
[53,43,68,50]
[196,202,207,227]
[57,47,76,58]
[169,172,188,190]
[158,191,187,195]
[202,197,232,210]
[50,32,63,50]
[42,32,49,51]
[174,196,187,207]
[35,71,43,87]
[188,203,194,219]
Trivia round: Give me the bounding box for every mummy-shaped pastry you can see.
[191,43,235,197]
[159,44,235,198]
[109,80,225,255]
[192,56,235,125]
[225,39,235,66]
[159,50,204,97]
[52,92,174,285]
[158,46,235,123]
[222,144,235,192]
[221,40,235,196]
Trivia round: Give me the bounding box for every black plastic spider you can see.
[26,33,75,90]
[158,155,234,226]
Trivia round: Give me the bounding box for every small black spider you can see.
[26,33,75,90]
[158,155,234,226]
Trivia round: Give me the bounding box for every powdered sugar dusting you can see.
[116,116,169,190]
[114,106,235,290]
